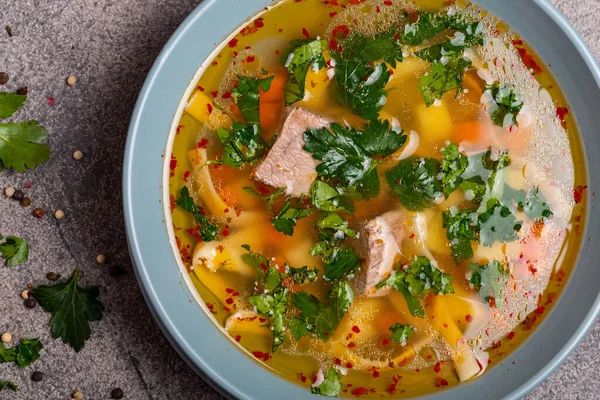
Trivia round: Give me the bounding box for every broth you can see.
[166,0,587,397]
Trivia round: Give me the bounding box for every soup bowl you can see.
[123,0,600,398]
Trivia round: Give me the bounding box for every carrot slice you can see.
[259,73,287,103]
[259,72,287,132]
[453,120,488,146]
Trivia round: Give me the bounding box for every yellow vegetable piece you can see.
[187,148,229,217]
[425,212,452,257]
[185,89,215,124]
[415,102,453,144]
[387,57,429,86]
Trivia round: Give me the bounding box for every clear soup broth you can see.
[166,0,587,397]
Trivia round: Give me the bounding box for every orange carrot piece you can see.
[376,311,403,333]
[260,73,287,103]
[259,101,284,132]
[453,120,488,146]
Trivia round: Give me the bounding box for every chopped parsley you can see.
[311,367,342,397]
[377,256,454,318]
[0,338,43,368]
[442,208,479,264]
[270,200,313,236]
[506,186,553,221]
[0,381,17,392]
[31,268,104,352]
[311,180,355,214]
[0,235,29,266]
[418,55,472,107]
[441,142,468,197]
[250,287,290,351]
[401,10,471,46]
[232,75,274,127]
[484,81,523,127]
[0,92,26,118]
[478,198,522,246]
[175,187,219,242]
[293,280,354,340]
[342,29,404,67]
[389,323,415,346]
[282,39,327,105]
[386,156,442,211]
[467,260,509,307]
[215,122,266,168]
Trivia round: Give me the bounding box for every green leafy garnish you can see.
[282,39,327,105]
[242,186,286,213]
[31,268,104,352]
[484,81,523,127]
[312,212,360,281]
[508,187,553,221]
[250,287,290,351]
[0,121,51,172]
[441,142,468,197]
[311,367,342,397]
[288,266,319,284]
[389,323,415,346]
[270,200,313,236]
[324,247,361,283]
[418,55,471,107]
[0,235,29,266]
[401,10,470,46]
[442,208,479,264]
[467,260,509,307]
[287,317,310,341]
[293,281,354,340]
[0,93,26,118]
[386,156,442,211]
[311,180,355,214]
[232,75,274,126]
[353,119,406,158]
[342,29,403,67]
[478,198,522,247]
[377,256,454,318]
[332,57,390,120]
[0,338,43,368]
[175,186,219,242]
[0,381,17,392]
[216,122,266,167]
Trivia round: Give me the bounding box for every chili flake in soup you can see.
[167,0,587,397]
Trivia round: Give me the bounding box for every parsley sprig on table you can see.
[31,268,104,352]
[0,338,43,368]
[0,380,18,392]
[0,234,29,266]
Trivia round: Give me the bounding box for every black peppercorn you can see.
[21,197,32,207]
[16,86,28,96]
[111,388,124,399]
[24,298,37,309]
[109,265,125,277]
[31,371,44,382]
[0,72,8,85]
[12,190,24,202]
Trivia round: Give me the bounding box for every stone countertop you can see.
[0,0,598,399]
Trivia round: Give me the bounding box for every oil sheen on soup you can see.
[166,0,587,397]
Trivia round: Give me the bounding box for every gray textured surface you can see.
[0,0,598,399]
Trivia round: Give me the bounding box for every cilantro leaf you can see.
[175,186,219,242]
[311,180,355,214]
[324,247,361,282]
[332,57,390,121]
[0,235,29,266]
[353,119,406,158]
[311,367,342,397]
[0,381,17,392]
[401,10,470,45]
[250,288,290,351]
[294,280,354,340]
[241,244,271,272]
[386,156,442,211]
[389,323,415,346]
[216,122,265,168]
[377,256,453,317]
[0,121,51,172]
[270,201,313,236]
[513,187,553,221]
[31,268,104,352]
[342,29,403,67]
[232,75,274,126]
[467,260,509,307]
[0,338,43,368]
[287,317,309,341]
[460,176,487,204]
[0,93,26,118]
[484,81,523,127]
[478,198,522,247]
[315,212,356,238]
[418,57,471,107]
[442,208,479,264]
[282,39,327,105]
[441,142,468,197]
[288,266,318,284]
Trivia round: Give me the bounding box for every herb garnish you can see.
[215,122,266,167]
[31,268,104,352]
[175,187,219,242]
[386,156,442,211]
[401,10,471,46]
[311,180,355,214]
[389,323,415,346]
[270,200,313,236]
[467,260,509,307]
[232,75,274,127]
[483,81,523,127]
[0,234,29,266]
[0,338,43,368]
[441,142,468,197]
[442,208,479,264]
[342,29,404,67]
[282,39,327,105]
[0,381,17,392]
[311,367,342,397]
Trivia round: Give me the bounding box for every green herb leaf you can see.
[0,338,43,368]
[353,119,406,158]
[478,198,522,247]
[324,247,361,282]
[243,186,286,213]
[315,212,356,238]
[241,244,271,272]
[512,187,553,221]
[311,180,355,214]
[342,29,403,67]
[459,176,487,204]
[377,256,454,317]
[0,380,18,392]
[484,81,523,127]
[441,142,468,197]
[386,156,442,211]
[287,317,310,341]
[442,208,479,264]
[311,367,342,397]
[175,186,219,242]
[232,75,274,126]
[0,235,29,266]
[389,323,415,346]
[250,288,290,352]
[0,121,51,172]
[467,260,509,307]
[0,92,27,118]
[401,10,470,46]
[270,201,313,236]
[31,269,104,352]
[418,57,471,107]
[332,57,390,120]
[288,266,319,284]
[216,122,266,168]
[283,39,327,105]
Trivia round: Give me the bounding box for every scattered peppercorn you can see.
[4,186,15,198]
[96,254,106,264]
[24,298,37,309]
[16,86,28,96]
[109,265,125,277]
[12,190,24,202]
[1,332,12,343]
[46,272,59,281]
[54,209,65,220]
[21,289,30,299]
[21,197,32,207]
[31,371,44,382]
[5,26,13,37]
[72,150,84,160]
[67,75,78,86]
[110,388,124,399]
[0,72,8,85]
[72,390,83,399]
[33,208,45,218]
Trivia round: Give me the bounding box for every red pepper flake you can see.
[556,106,569,126]
[169,194,176,212]
[376,5,381,13]
[206,103,213,115]
[351,325,361,333]
[433,362,441,373]
[465,314,473,323]
[183,170,191,183]
[245,55,255,63]
[225,288,234,294]
[254,19,264,28]
[348,0,368,4]
[329,11,338,18]
[574,185,588,204]
[211,61,218,66]
[507,331,515,340]
[351,387,369,396]
[383,0,393,5]
[345,362,353,369]
[387,383,397,394]
[222,91,232,99]
[334,358,342,365]
[198,86,205,92]
[257,186,270,195]
[198,138,209,148]
[443,323,448,329]
[259,317,267,323]
[299,373,308,383]
[382,338,390,346]
[332,25,350,39]
[169,154,178,177]
[252,351,264,359]
[415,368,420,373]
[222,229,230,237]
[409,233,415,239]
[48,96,55,106]
[435,377,449,388]
[302,28,310,38]
[274,49,281,56]
[329,38,338,50]
[235,335,242,342]
[210,91,218,98]
[512,41,543,74]
[225,298,234,305]
[223,306,231,312]
[372,370,380,378]
[228,38,239,48]
[23,182,32,189]
[535,306,545,315]
[347,342,357,349]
